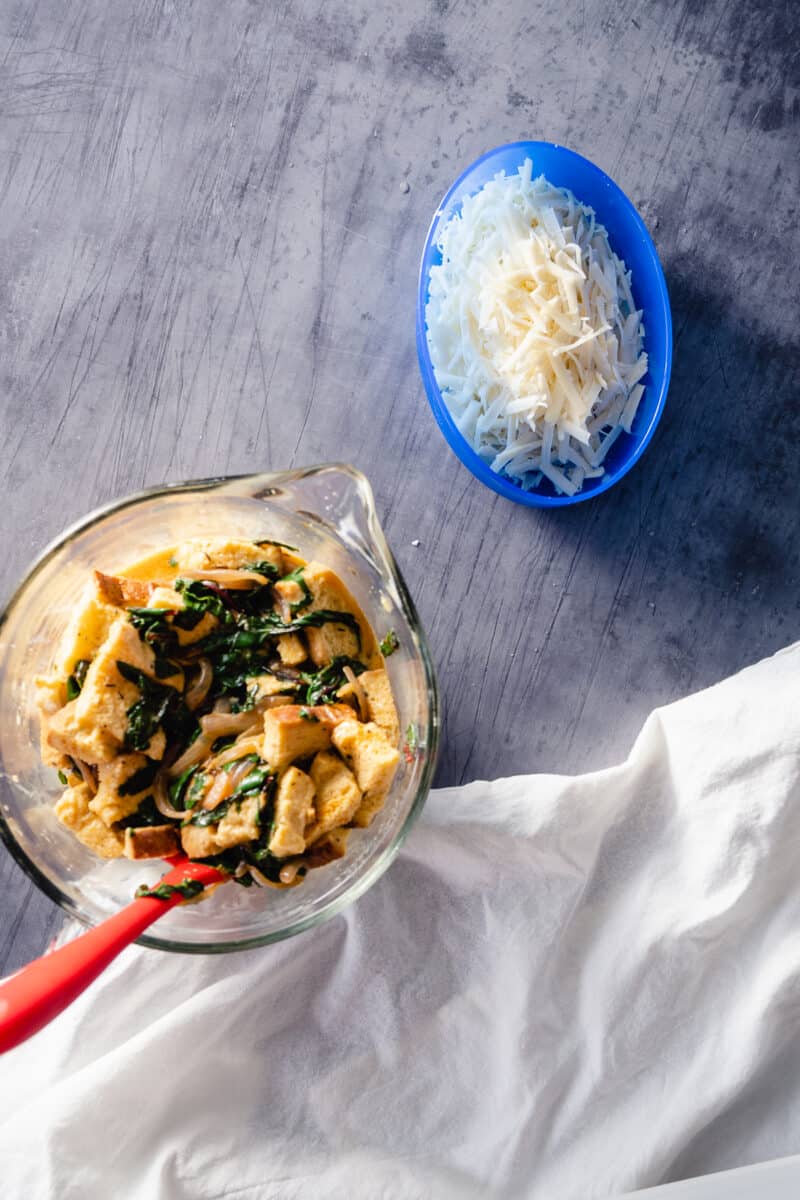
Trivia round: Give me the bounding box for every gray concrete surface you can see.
[0,0,797,1007]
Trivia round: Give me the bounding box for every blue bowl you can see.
[416,141,673,507]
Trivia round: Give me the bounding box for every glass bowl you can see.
[416,140,673,507]
[0,465,439,953]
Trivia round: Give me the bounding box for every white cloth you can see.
[2,644,800,1200]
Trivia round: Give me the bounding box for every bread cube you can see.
[358,669,400,745]
[351,791,386,829]
[52,588,121,679]
[89,753,156,827]
[307,625,357,667]
[54,783,124,858]
[47,618,170,764]
[36,673,67,715]
[180,793,262,859]
[305,751,361,841]
[173,538,282,575]
[93,571,153,608]
[247,673,297,704]
[123,824,180,860]
[304,827,349,868]
[262,703,352,770]
[36,675,70,768]
[331,719,400,799]
[300,562,379,667]
[274,578,306,608]
[269,766,315,857]
[276,633,307,665]
[215,794,262,849]
[180,823,222,859]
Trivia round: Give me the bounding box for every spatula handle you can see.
[0,858,223,1054]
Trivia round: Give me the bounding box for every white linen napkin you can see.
[2,643,800,1200]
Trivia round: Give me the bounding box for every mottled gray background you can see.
[0,0,797,1012]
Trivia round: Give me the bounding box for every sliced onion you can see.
[247,862,283,889]
[234,861,250,878]
[208,736,264,770]
[168,712,261,777]
[256,695,294,712]
[201,770,233,811]
[212,697,232,715]
[226,758,256,791]
[153,773,188,821]
[185,657,213,711]
[314,704,353,729]
[202,711,259,737]
[343,665,368,721]
[269,664,303,682]
[279,861,303,885]
[74,757,97,795]
[177,567,269,588]
[168,732,215,777]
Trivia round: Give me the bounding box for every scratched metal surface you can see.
[0,1,797,978]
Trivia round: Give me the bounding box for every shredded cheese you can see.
[425,159,647,495]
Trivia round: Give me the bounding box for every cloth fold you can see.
[2,643,800,1199]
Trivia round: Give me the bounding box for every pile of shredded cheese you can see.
[425,159,648,496]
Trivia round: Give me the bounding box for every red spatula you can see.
[0,856,226,1054]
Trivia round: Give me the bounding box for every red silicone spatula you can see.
[0,856,226,1054]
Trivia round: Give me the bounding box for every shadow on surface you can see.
[546,263,800,616]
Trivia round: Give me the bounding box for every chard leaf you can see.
[379,629,400,657]
[135,879,205,902]
[301,656,365,706]
[174,578,229,619]
[66,659,90,701]
[116,661,196,753]
[118,760,159,796]
[117,795,161,828]
[279,567,312,612]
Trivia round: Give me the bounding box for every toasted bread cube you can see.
[89,753,156,827]
[274,578,306,608]
[47,618,169,764]
[351,791,386,829]
[358,669,400,745]
[148,586,218,646]
[300,561,380,667]
[174,538,282,574]
[215,794,262,849]
[54,783,124,858]
[36,675,70,768]
[263,707,329,769]
[180,794,262,858]
[304,827,349,868]
[93,571,153,608]
[276,633,307,666]
[36,673,67,715]
[306,622,359,667]
[262,704,352,770]
[39,733,71,771]
[123,824,180,860]
[148,585,183,607]
[52,588,121,679]
[181,823,222,859]
[269,766,315,857]
[247,673,298,703]
[331,719,400,799]
[305,751,361,841]
[47,700,118,765]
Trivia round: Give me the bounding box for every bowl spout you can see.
[227,464,393,586]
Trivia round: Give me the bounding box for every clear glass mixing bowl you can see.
[0,465,439,953]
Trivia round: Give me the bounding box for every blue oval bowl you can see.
[416,141,673,507]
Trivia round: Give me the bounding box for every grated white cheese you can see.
[425,159,647,496]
